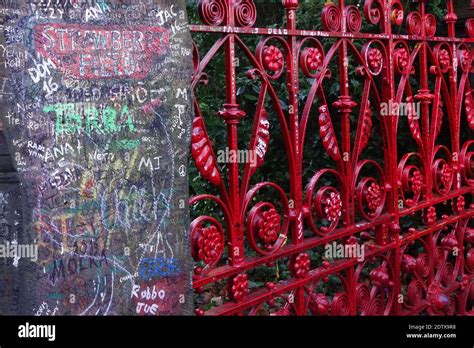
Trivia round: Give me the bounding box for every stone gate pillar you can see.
[0,0,194,315]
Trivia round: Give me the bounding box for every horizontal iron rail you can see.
[206,208,474,315]
[189,24,474,43]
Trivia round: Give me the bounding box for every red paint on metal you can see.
[190,0,474,316]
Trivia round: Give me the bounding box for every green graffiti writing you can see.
[44,103,135,136]
[113,139,141,150]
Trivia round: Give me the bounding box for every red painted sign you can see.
[34,24,169,79]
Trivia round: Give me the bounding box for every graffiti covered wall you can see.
[0,0,194,315]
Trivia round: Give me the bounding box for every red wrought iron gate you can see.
[188,0,474,316]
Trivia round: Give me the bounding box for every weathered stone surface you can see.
[0,0,193,315]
